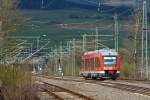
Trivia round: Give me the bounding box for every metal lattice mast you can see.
[82,34,86,52]
[95,27,99,50]
[135,0,141,8]
[0,21,2,32]
[59,42,63,76]
[114,13,119,52]
[54,45,58,74]
[141,1,144,79]
[66,41,69,75]
[98,1,101,12]
[145,0,148,79]
[41,0,44,9]
[142,0,148,79]
[98,0,104,12]
[72,39,76,76]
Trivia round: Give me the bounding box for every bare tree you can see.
[124,8,143,79]
[0,0,20,47]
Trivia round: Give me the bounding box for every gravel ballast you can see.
[36,77,150,100]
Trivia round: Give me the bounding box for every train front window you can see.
[103,56,117,67]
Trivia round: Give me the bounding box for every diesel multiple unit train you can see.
[80,49,120,80]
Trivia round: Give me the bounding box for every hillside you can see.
[20,0,96,9]
[17,0,150,47]
[20,0,133,14]
[16,8,130,47]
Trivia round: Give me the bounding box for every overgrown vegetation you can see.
[0,1,40,99]
[0,0,25,48]
[0,64,39,100]
[119,48,137,79]
[0,64,31,86]
[119,12,144,79]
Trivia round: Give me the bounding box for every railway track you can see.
[39,81,94,100]
[37,75,150,97]
[95,81,150,96]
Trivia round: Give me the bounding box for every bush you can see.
[0,64,31,87]
[119,48,137,79]
[120,63,135,78]
[0,64,39,100]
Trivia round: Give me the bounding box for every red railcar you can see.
[80,49,120,80]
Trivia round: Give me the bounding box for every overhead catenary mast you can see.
[82,34,86,52]
[95,27,99,50]
[98,1,100,12]
[114,13,119,52]
[41,0,44,9]
[141,0,148,79]
[142,0,148,79]
[0,21,2,32]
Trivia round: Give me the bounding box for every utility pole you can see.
[114,13,119,52]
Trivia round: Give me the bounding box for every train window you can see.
[82,58,100,69]
[81,59,85,67]
[103,56,117,67]
[90,58,100,68]
[90,58,95,70]
[85,59,89,68]
[94,58,100,67]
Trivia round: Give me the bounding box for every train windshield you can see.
[103,56,117,67]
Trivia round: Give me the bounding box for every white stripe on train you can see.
[80,71,120,74]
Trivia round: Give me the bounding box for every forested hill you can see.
[20,0,97,9]
[20,0,132,13]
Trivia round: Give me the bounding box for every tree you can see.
[0,0,20,47]
[121,8,143,79]
[0,0,26,64]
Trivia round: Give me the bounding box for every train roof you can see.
[83,49,118,56]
